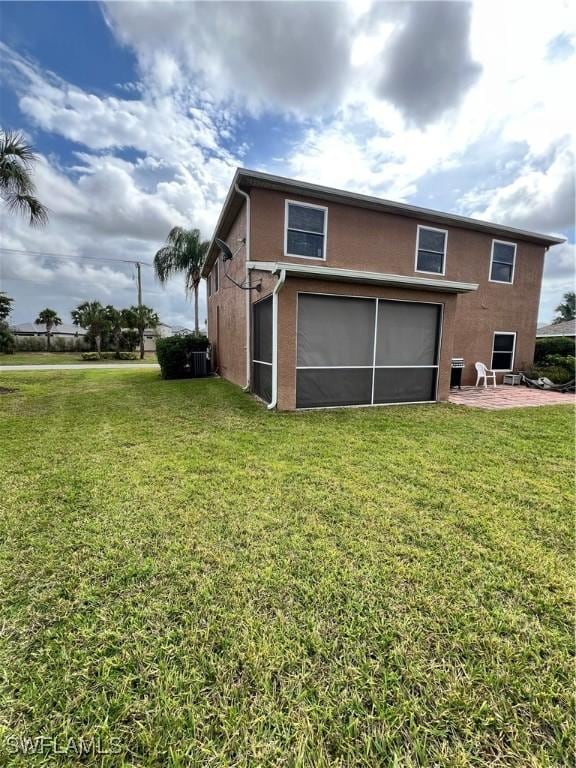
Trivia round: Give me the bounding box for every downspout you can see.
[234,182,251,390]
[267,268,286,410]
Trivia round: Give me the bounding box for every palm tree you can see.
[35,308,62,352]
[154,227,209,334]
[123,305,159,359]
[105,305,124,356]
[71,301,108,354]
[0,292,15,354]
[0,130,48,226]
[553,291,575,324]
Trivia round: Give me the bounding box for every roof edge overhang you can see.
[202,167,565,277]
[247,261,479,294]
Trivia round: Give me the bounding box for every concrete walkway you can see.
[0,363,160,371]
[449,385,574,410]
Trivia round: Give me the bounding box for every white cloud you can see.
[1,0,574,329]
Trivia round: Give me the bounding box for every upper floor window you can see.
[285,201,327,260]
[206,273,212,297]
[415,226,447,275]
[490,240,516,284]
[491,332,516,371]
[213,257,220,293]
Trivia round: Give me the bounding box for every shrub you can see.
[99,352,116,360]
[534,336,575,362]
[81,352,101,361]
[156,335,210,379]
[117,351,138,360]
[524,365,574,385]
[0,327,15,354]
[14,336,46,352]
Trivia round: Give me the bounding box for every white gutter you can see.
[234,183,251,390]
[246,261,479,294]
[267,268,286,410]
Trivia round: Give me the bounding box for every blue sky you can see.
[1,1,574,328]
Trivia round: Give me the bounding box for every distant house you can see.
[12,320,190,351]
[536,319,576,338]
[11,322,88,339]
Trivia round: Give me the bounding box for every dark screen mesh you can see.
[253,297,273,363]
[296,368,373,409]
[373,368,437,404]
[297,294,375,367]
[376,301,440,366]
[253,362,272,403]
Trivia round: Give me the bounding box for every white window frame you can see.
[284,199,328,261]
[491,331,517,372]
[414,225,448,276]
[489,239,517,284]
[213,257,219,293]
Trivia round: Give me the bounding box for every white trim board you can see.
[246,261,478,294]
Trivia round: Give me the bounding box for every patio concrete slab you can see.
[449,385,574,410]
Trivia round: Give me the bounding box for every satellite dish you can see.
[215,238,234,261]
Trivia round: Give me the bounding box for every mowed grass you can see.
[0,370,573,767]
[0,352,157,366]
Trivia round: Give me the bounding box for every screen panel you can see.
[253,297,273,363]
[376,301,440,366]
[296,368,373,409]
[297,294,376,367]
[252,362,272,403]
[373,368,437,404]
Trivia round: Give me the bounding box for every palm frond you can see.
[0,159,35,195]
[0,130,38,166]
[3,192,49,227]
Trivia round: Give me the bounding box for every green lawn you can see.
[0,352,157,365]
[0,370,573,767]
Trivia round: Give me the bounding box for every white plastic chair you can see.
[475,361,497,388]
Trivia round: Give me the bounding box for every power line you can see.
[0,247,153,267]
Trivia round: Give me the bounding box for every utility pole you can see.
[136,261,144,360]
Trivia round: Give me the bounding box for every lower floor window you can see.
[491,332,516,370]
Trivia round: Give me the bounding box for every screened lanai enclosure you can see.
[296,294,442,409]
[252,291,442,409]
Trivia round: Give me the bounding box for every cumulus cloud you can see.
[104,1,353,114]
[1,0,574,329]
[462,144,575,233]
[375,2,481,126]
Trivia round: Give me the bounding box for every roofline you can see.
[247,261,479,294]
[201,167,566,276]
[536,332,575,337]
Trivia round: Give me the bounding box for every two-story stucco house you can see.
[202,169,564,411]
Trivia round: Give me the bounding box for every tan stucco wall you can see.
[206,203,248,387]
[249,188,547,385]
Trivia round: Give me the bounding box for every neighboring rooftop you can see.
[11,323,87,336]
[536,319,576,337]
[203,168,565,275]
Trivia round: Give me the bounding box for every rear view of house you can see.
[202,169,563,410]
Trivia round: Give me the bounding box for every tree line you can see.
[0,295,159,359]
